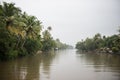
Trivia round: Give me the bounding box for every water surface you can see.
[0,49,120,80]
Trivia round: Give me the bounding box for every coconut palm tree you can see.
[0,2,21,30]
[118,27,120,35]
[47,26,52,31]
[20,13,42,48]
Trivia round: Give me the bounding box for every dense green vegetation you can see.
[54,39,73,50]
[76,28,120,54]
[0,2,71,60]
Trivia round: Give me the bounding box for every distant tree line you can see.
[54,39,73,50]
[0,2,72,60]
[76,28,120,54]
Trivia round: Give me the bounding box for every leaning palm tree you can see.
[0,2,25,49]
[0,2,21,30]
[20,13,42,48]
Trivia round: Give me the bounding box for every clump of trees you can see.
[54,39,73,50]
[76,28,120,54]
[0,2,43,60]
[41,27,56,51]
[0,2,70,60]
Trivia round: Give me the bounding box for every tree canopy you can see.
[76,31,120,54]
[0,2,71,60]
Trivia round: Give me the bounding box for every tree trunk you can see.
[21,39,26,48]
[16,35,21,49]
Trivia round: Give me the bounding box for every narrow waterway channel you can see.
[0,49,120,80]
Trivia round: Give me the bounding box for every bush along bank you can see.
[76,32,120,54]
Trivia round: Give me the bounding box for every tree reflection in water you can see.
[0,50,120,80]
[76,51,120,73]
[0,50,56,80]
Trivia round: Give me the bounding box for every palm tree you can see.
[94,33,101,40]
[42,26,52,41]
[0,2,21,30]
[47,26,52,31]
[20,13,42,48]
[0,2,25,49]
[118,27,120,35]
[42,30,51,40]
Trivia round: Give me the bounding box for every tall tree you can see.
[0,2,21,30]
[20,13,42,48]
[47,26,52,31]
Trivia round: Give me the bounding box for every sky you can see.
[1,0,120,46]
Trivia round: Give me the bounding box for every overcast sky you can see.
[1,0,120,46]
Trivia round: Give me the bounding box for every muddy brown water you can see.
[0,49,120,80]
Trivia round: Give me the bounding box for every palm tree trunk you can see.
[21,38,26,48]
[16,35,21,49]
[21,32,28,48]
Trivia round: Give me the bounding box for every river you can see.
[0,49,120,80]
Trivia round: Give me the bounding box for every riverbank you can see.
[76,33,120,55]
[77,49,120,55]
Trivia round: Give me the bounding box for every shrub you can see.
[112,47,119,53]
